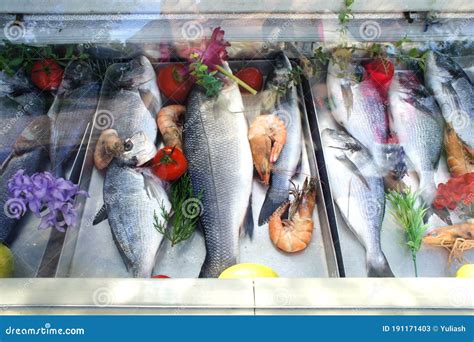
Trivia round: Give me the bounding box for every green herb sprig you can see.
[189,59,222,97]
[386,188,429,277]
[153,173,203,246]
[393,36,430,71]
[0,40,88,76]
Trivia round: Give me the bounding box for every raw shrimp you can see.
[248,114,287,185]
[444,123,474,177]
[156,104,186,150]
[423,219,474,263]
[268,177,316,253]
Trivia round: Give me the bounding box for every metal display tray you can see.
[306,57,474,277]
[48,59,340,278]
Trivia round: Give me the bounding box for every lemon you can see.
[456,264,474,278]
[0,243,14,278]
[219,263,278,279]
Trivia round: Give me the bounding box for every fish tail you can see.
[199,258,236,278]
[366,251,394,277]
[258,187,288,226]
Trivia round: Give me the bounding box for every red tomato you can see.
[235,67,263,94]
[31,59,64,91]
[152,275,170,278]
[364,58,394,87]
[157,64,193,104]
[151,146,188,181]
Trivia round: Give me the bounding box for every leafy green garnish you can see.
[0,40,89,76]
[153,173,203,246]
[393,36,429,71]
[386,188,429,277]
[189,59,222,97]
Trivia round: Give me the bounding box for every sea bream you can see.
[389,70,444,207]
[322,128,394,277]
[184,62,253,278]
[0,71,46,166]
[258,52,302,225]
[94,56,166,277]
[425,51,474,150]
[0,116,50,243]
[327,55,394,174]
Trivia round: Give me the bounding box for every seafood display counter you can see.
[0,1,473,314]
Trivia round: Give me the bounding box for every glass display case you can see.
[0,0,473,314]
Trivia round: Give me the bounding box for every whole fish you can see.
[0,116,50,243]
[104,157,170,278]
[389,71,444,206]
[184,62,253,278]
[258,51,302,225]
[425,51,474,150]
[322,128,394,277]
[96,55,161,142]
[48,61,101,177]
[327,56,393,173]
[96,56,164,277]
[0,71,46,165]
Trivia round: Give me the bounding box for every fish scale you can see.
[184,63,253,278]
[322,128,394,277]
[389,71,444,206]
[425,51,474,149]
[98,56,168,278]
[258,52,302,225]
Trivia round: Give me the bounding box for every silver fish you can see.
[322,128,394,277]
[0,116,50,243]
[96,55,161,142]
[98,56,165,278]
[389,71,444,206]
[104,160,170,278]
[0,71,46,165]
[258,51,302,225]
[425,51,473,149]
[48,61,101,177]
[184,62,253,278]
[327,57,391,173]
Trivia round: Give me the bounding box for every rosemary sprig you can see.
[153,173,203,246]
[386,188,429,277]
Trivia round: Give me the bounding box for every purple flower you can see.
[190,27,230,71]
[7,170,88,232]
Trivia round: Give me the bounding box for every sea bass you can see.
[327,56,392,172]
[97,56,164,277]
[322,128,394,277]
[389,71,444,206]
[425,51,474,150]
[0,116,50,243]
[48,61,101,177]
[258,52,302,225]
[184,62,253,278]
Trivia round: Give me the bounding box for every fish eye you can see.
[124,139,133,151]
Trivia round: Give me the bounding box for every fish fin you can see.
[92,204,108,225]
[425,206,452,225]
[242,195,254,238]
[0,153,13,175]
[139,87,161,118]
[258,187,288,226]
[336,154,371,189]
[340,83,353,120]
[367,252,394,277]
